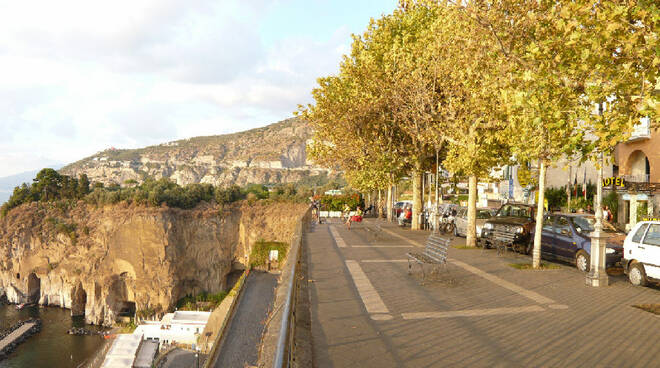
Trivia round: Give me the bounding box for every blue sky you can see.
[0,0,397,177]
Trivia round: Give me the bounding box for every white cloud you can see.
[0,0,393,177]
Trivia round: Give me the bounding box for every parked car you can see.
[622,221,660,286]
[534,214,624,272]
[454,207,497,238]
[480,203,536,251]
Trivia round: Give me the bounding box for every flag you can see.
[573,173,578,197]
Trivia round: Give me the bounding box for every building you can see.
[491,158,612,206]
[613,118,659,230]
[133,310,211,345]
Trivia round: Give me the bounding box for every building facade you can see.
[613,118,659,230]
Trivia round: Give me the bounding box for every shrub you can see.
[250,240,289,268]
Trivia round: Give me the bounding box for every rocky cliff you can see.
[0,200,307,326]
[60,118,331,187]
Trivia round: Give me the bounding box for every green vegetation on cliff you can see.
[1,168,346,217]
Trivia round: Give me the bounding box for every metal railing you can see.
[272,207,310,368]
[621,174,650,183]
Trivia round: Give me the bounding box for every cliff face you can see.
[0,201,306,326]
[60,118,332,187]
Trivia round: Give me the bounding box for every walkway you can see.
[0,321,37,352]
[308,219,660,367]
[214,271,278,368]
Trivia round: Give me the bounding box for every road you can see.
[214,271,278,368]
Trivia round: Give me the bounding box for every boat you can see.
[15,302,34,310]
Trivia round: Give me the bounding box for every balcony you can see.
[621,174,650,183]
[629,117,651,141]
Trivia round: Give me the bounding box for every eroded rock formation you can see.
[60,118,333,187]
[0,201,306,326]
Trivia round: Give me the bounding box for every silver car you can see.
[454,207,496,238]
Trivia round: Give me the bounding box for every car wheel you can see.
[628,263,648,287]
[575,251,590,273]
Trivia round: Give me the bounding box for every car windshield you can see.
[572,216,617,233]
[496,205,532,218]
[477,210,493,219]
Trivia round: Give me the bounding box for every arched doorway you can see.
[27,273,40,304]
[71,283,87,317]
[107,277,135,322]
[627,150,650,182]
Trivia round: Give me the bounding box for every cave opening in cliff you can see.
[108,277,136,320]
[72,283,87,317]
[27,273,40,304]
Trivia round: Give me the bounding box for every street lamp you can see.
[586,102,609,287]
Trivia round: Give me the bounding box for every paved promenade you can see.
[307,218,660,368]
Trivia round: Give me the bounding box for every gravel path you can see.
[214,271,278,368]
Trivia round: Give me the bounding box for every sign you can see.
[642,218,660,222]
[602,177,625,188]
[269,250,279,262]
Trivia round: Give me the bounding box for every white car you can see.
[454,207,496,238]
[622,221,660,286]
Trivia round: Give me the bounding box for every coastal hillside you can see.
[0,200,307,326]
[61,118,331,187]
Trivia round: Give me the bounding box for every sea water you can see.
[0,305,108,368]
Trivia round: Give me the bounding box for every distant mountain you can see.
[61,118,332,187]
[0,166,63,204]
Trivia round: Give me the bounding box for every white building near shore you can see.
[134,311,211,345]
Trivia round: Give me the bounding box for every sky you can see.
[0,0,398,178]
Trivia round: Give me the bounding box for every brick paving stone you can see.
[308,218,660,368]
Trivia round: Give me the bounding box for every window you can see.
[632,223,650,243]
[642,224,660,246]
[477,210,493,219]
[542,215,554,232]
[497,204,532,218]
[555,217,571,236]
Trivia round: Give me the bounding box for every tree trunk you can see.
[377,189,383,218]
[387,185,393,222]
[532,160,547,269]
[466,175,478,247]
[412,169,423,230]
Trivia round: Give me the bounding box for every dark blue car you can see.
[535,214,624,272]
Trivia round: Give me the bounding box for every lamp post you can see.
[586,103,609,287]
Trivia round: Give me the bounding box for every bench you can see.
[491,229,515,256]
[406,234,450,282]
[363,222,382,240]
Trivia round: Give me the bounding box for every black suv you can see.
[480,203,537,253]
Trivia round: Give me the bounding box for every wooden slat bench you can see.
[406,233,450,282]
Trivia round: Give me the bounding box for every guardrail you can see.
[257,206,311,368]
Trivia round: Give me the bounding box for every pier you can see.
[0,319,42,360]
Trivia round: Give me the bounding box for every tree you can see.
[409,1,512,246]
[33,168,63,201]
[479,0,659,268]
